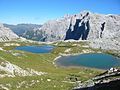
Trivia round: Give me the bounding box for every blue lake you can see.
[15,45,54,53]
[55,53,120,69]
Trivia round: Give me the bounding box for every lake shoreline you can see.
[53,53,120,70]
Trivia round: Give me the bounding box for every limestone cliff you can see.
[34,11,120,51]
[35,11,120,42]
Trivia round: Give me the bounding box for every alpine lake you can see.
[15,45,120,70]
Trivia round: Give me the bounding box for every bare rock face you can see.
[0,23,19,41]
[34,11,120,50]
[35,11,120,42]
[35,17,71,41]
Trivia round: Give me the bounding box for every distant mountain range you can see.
[0,11,120,50]
[4,24,42,41]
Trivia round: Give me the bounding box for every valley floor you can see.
[0,41,119,90]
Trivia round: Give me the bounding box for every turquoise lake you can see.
[55,53,120,69]
[15,45,54,53]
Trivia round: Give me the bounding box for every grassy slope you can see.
[0,41,105,90]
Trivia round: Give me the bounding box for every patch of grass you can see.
[103,50,120,58]
[0,70,7,74]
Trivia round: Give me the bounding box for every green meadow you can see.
[1,41,118,90]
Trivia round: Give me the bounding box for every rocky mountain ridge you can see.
[0,23,19,41]
[32,11,120,51]
[0,11,120,51]
[34,11,120,42]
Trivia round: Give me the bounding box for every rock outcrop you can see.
[0,23,19,41]
[0,60,46,78]
[74,68,120,90]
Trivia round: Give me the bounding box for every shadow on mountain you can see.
[65,19,90,40]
